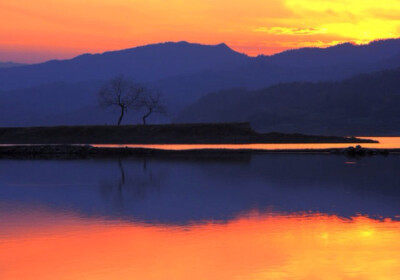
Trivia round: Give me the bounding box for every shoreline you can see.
[0,123,391,159]
[0,144,397,159]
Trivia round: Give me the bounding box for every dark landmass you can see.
[0,123,376,144]
[177,67,400,135]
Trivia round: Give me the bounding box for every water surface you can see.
[1,154,400,279]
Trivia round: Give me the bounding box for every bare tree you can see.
[98,76,144,125]
[140,93,167,125]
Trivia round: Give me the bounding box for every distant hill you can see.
[0,42,247,91]
[267,39,400,68]
[176,68,400,136]
[1,39,400,127]
[0,62,25,68]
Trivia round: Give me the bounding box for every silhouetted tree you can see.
[98,76,144,125]
[140,93,167,125]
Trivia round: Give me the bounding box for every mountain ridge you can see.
[0,41,248,91]
[2,38,400,91]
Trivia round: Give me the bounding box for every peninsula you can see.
[0,123,375,144]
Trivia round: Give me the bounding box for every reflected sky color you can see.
[94,137,400,150]
[1,209,400,279]
[1,0,400,62]
[1,155,400,279]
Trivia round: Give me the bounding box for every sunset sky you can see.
[1,0,400,63]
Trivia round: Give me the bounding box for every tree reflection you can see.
[100,158,165,210]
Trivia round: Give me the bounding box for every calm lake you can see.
[1,153,400,279]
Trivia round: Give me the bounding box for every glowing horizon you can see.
[1,0,400,63]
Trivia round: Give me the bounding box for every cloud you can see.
[248,0,400,54]
[279,40,347,49]
[253,27,327,36]
[285,0,400,15]
[283,0,400,41]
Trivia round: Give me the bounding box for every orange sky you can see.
[1,0,400,63]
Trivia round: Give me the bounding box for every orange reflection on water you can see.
[1,212,400,279]
[94,137,400,151]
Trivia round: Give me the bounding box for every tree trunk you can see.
[142,109,152,125]
[117,106,125,126]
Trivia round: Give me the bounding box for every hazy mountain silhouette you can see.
[266,39,400,68]
[0,62,25,68]
[2,39,400,91]
[1,39,400,127]
[0,42,247,91]
[176,68,400,135]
